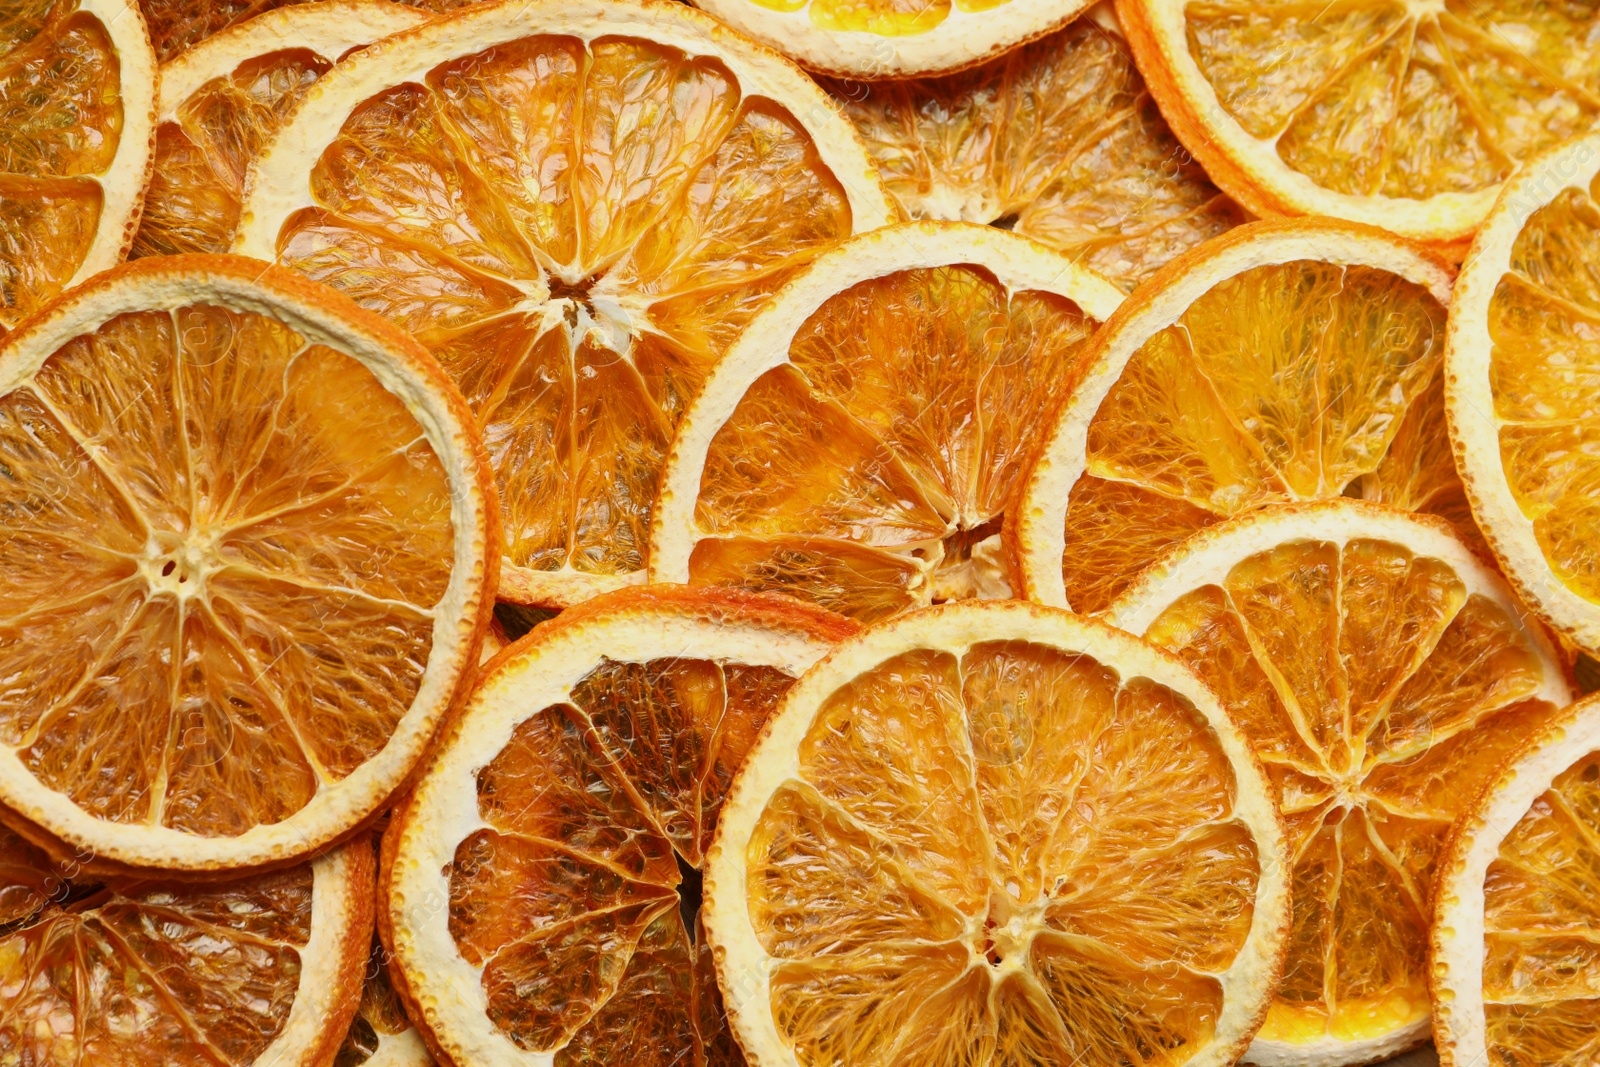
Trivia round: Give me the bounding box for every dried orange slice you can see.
[650,222,1124,623]
[1104,500,1573,1066]
[338,934,436,1067]
[705,600,1290,1067]
[132,0,427,259]
[382,586,856,1066]
[822,8,1242,291]
[1116,0,1600,246]
[0,832,374,1065]
[1445,130,1600,655]
[693,0,1091,77]
[0,255,496,871]
[0,0,156,338]
[1432,691,1600,1067]
[1012,218,1468,617]
[234,0,895,609]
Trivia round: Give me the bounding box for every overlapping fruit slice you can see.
[0,0,155,338]
[1105,500,1573,1067]
[134,0,464,60]
[1013,218,1469,616]
[0,828,374,1066]
[705,600,1290,1067]
[235,0,895,607]
[132,0,426,258]
[1432,691,1600,1067]
[382,587,857,1066]
[0,256,495,870]
[1445,130,1600,654]
[336,934,435,1067]
[650,222,1124,623]
[1117,0,1600,244]
[824,10,1241,291]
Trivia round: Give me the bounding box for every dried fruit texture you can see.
[0,822,55,926]
[1180,0,1600,202]
[1486,170,1600,607]
[823,18,1240,291]
[336,936,433,1066]
[269,33,858,601]
[0,862,314,1063]
[0,302,452,837]
[0,0,127,335]
[1063,258,1458,613]
[134,49,332,257]
[744,640,1262,1065]
[686,265,1099,622]
[136,0,467,59]
[1136,535,1561,1049]
[1479,749,1600,1066]
[450,655,797,1063]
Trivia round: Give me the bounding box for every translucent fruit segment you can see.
[1183,0,1599,197]
[1067,259,1454,610]
[1138,534,1555,1042]
[689,266,1097,621]
[0,862,314,1063]
[826,20,1240,291]
[134,48,333,257]
[456,654,798,1061]
[0,303,453,835]
[1490,177,1600,604]
[1480,750,1600,1065]
[747,638,1258,1066]
[275,32,854,587]
[0,4,123,334]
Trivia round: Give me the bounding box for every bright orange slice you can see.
[382,586,856,1065]
[0,255,496,870]
[1104,500,1573,1066]
[234,0,896,608]
[1432,691,1600,1067]
[1116,0,1600,246]
[132,0,427,258]
[1445,130,1600,655]
[650,222,1124,623]
[0,0,156,338]
[0,831,375,1065]
[822,8,1242,291]
[1012,218,1469,616]
[705,600,1290,1067]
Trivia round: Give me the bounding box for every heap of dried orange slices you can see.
[1,0,1597,1065]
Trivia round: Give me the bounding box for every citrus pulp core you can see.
[1114,522,1566,1051]
[0,301,454,837]
[1484,166,1600,607]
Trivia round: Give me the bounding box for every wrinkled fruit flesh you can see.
[272,33,858,591]
[0,0,124,336]
[1137,536,1560,1046]
[1063,258,1465,613]
[1183,0,1600,198]
[448,654,799,1064]
[0,303,454,837]
[135,47,337,257]
[1486,168,1600,607]
[687,264,1099,622]
[825,19,1240,291]
[745,640,1263,1066]
[136,0,467,60]
[1478,750,1600,1066]
[0,821,318,1063]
